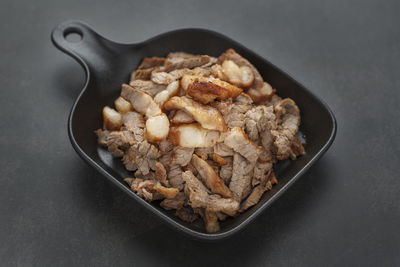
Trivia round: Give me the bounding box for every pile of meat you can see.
[95,49,305,233]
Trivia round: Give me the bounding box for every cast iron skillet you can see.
[51,21,336,241]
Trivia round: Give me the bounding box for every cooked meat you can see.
[219,156,233,184]
[169,124,220,148]
[153,81,180,107]
[210,153,227,166]
[202,209,220,233]
[155,162,169,186]
[182,171,239,216]
[252,161,273,186]
[121,111,145,141]
[106,131,135,157]
[191,154,233,198]
[153,182,179,199]
[164,96,227,132]
[271,98,301,160]
[137,57,166,69]
[102,106,122,131]
[168,164,184,190]
[194,147,213,160]
[121,84,162,118]
[221,96,253,128]
[176,207,199,223]
[131,68,153,80]
[128,80,167,97]
[171,146,194,166]
[123,178,162,202]
[151,68,191,84]
[96,50,305,232]
[158,139,173,154]
[289,136,306,160]
[170,110,195,124]
[182,75,242,104]
[164,55,212,72]
[213,142,234,157]
[160,192,186,210]
[240,170,274,212]
[122,141,160,174]
[229,153,255,201]
[218,48,264,90]
[223,127,262,163]
[94,129,109,146]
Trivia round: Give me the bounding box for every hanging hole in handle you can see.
[63,27,83,43]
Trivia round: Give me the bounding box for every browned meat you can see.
[210,153,227,166]
[182,171,239,216]
[123,178,163,202]
[191,154,233,198]
[151,68,191,84]
[219,156,233,184]
[182,162,198,176]
[176,207,199,223]
[216,212,228,221]
[202,209,220,233]
[164,96,227,132]
[223,127,262,163]
[137,57,166,69]
[153,182,179,199]
[240,170,274,212]
[289,136,306,160]
[160,192,186,210]
[131,68,153,81]
[122,141,160,174]
[121,84,162,118]
[164,55,212,72]
[194,147,213,160]
[213,142,234,157]
[171,146,194,166]
[94,129,109,146]
[168,164,184,190]
[252,161,273,186]
[218,49,264,90]
[158,139,173,154]
[271,98,301,160]
[106,131,135,157]
[221,96,253,128]
[155,162,169,186]
[121,111,145,142]
[229,153,255,201]
[127,80,167,97]
[210,98,232,116]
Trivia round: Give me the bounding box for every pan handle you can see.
[51,20,124,70]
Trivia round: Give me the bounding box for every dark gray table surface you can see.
[1,0,399,266]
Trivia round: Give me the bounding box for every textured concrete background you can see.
[1,0,399,266]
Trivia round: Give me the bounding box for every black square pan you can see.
[51,21,336,240]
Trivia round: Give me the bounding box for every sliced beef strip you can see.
[160,192,186,210]
[122,141,160,174]
[121,111,145,142]
[182,171,239,216]
[213,142,234,157]
[202,209,220,233]
[240,170,274,212]
[217,48,264,90]
[257,106,277,162]
[131,68,153,81]
[163,55,212,72]
[271,98,301,160]
[170,146,194,166]
[252,161,273,187]
[289,136,306,160]
[194,147,213,160]
[229,153,255,201]
[155,162,169,187]
[123,178,163,202]
[223,127,262,163]
[219,156,233,185]
[191,154,233,198]
[158,139,174,154]
[137,57,166,69]
[153,182,179,199]
[216,212,228,221]
[106,131,135,157]
[94,129,109,146]
[168,164,184,190]
[176,207,199,223]
[128,80,167,97]
[221,95,253,128]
